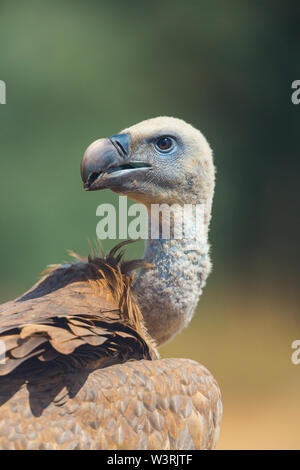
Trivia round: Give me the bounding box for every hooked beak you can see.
[81,133,151,191]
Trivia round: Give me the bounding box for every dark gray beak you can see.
[80,134,131,191]
[81,133,151,192]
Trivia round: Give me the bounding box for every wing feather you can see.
[0,358,222,450]
[0,242,157,376]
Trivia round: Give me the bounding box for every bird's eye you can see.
[155,136,174,153]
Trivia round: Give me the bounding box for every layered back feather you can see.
[0,241,157,377]
[0,242,221,450]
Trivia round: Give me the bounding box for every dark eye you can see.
[155,136,174,153]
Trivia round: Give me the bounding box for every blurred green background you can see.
[0,0,300,449]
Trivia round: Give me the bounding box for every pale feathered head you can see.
[81,116,215,209]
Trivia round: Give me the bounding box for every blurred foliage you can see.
[0,0,299,294]
[0,0,300,449]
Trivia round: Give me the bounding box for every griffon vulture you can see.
[0,117,222,450]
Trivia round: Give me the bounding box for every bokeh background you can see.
[0,0,299,449]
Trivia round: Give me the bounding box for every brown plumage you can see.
[0,117,222,449]
[0,242,221,450]
[0,242,156,377]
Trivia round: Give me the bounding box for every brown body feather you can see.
[0,358,221,450]
[0,242,156,376]
[0,242,221,449]
[0,243,221,450]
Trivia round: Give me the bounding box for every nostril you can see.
[115,141,127,157]
[109,138,127,158]
[109,134,130,158]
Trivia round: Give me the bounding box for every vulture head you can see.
[81,116,214,210]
